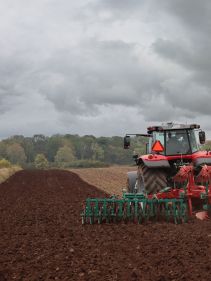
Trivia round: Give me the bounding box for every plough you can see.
[81,164,211,224]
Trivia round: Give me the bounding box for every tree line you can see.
[0,134,147,168]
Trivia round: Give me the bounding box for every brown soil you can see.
[0,170,211,281]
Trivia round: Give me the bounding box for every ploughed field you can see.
[0,170,211,281]
[69,166,135,196]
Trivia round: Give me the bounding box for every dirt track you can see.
[0,170,211,281]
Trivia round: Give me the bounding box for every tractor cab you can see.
[149,126,201,156]
[124,123,205,157]
[147,123,205,156]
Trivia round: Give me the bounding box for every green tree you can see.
[54,146,75,167]
[0,142,7,159]
[46,135,63,162]
[97,137,110,147]
[22,137,36,163]
[34,154,49,169]
[6,143,26,165]
[33,134,48,156]
[77,135,96,159]
[92,143,104,161]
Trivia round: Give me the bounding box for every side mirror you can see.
[124,135,130,149]
[199,131,206,144]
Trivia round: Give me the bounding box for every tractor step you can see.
[81,193,188,224]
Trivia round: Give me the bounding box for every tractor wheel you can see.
[137,163,167,194]
[126,171,137,193]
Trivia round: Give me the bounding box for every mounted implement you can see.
[81,123,211,224]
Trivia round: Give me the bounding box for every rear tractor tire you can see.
[136,163,167,194]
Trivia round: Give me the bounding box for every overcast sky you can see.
[0,0,211,138]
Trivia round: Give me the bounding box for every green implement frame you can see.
[81,193,188,225]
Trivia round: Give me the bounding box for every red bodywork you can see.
[140,150,211,164]
[132,124,211,219]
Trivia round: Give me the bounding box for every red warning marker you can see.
[152,140,164,153]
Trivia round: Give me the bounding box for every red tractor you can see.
[81,123,211,224]
[124,122,211,219]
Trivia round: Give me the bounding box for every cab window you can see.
[166,130,191,155]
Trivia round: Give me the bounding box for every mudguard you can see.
[139,155,170,168]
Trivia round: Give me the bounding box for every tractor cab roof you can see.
[147,122,200,134]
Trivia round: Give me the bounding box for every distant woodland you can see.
[0,134,147,168]
[1,134,210,169]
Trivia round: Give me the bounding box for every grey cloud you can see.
[1,0,211,138]
[163,80,211,115]
[39,40,163,116]
[152,0,211,73]
[157,0,211,34]
[153,39,191,69]
[153,39,211,74]
[95,0,143,11]
[0,55,33,113]
[150,0,211,120]
[86,0,147,21]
